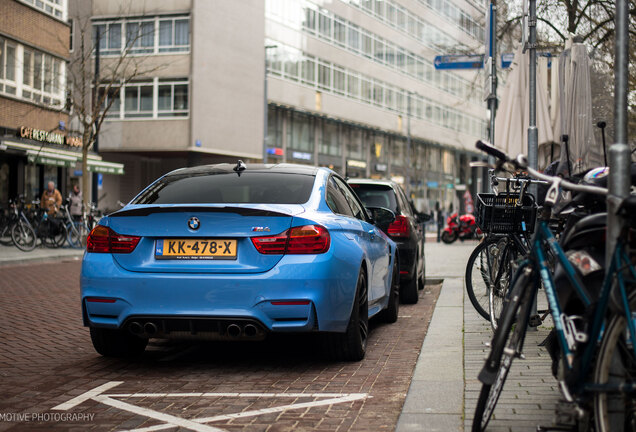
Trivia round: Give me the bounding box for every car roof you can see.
[165,163,320,177]
[347,178,398,188]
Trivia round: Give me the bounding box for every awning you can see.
[26,150,78,167]
[87,159,125,175]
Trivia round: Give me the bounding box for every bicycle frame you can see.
[529,219,636,396]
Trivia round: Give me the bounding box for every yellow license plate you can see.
[155,239,237,260]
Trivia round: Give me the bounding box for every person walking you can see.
[41,181,62,217]
[436,201,444,242]
[69,184,82,221]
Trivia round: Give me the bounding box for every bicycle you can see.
[10,198,38,252]
[472,140,636,432]
[464,172,539,329]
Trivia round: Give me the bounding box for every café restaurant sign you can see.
[19,126,82,148]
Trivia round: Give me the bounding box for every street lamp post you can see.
[263,45,277,164]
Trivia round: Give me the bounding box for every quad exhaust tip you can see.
[129,321,143,335]
[144,322,158,335]
[227,324,242,337]
[244,324,258,337]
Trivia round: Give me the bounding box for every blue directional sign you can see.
[501,53,514,69]
[434,54,484,70]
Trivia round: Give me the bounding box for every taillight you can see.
[86,225,141,254]
[387,215,410,238]
[251,225,330,254]
[287,225,330,254]
[250,231,288,254]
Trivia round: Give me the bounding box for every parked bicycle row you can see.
[465,141,635,432]
[0,196,102,252]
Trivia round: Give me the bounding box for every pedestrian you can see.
[69,184,82,221]
[41,181,62,217]
[436,201,443,242]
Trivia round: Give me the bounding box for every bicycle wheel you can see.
[593,291,636,432]
[67,221,89,248]
[466,239,498,320]
[0,222,13,245]
[489,237,518,331]
[11,221,37,252]
[472,264,535,432]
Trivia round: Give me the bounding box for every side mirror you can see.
[366,207,396,232]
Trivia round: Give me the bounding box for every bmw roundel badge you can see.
[188,217,200,230]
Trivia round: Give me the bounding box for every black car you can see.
[348,179,428,304]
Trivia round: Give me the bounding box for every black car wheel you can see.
[90,327,148,357]
[324,267,368,361]
[400,264,419,304]
[380,258,400,323]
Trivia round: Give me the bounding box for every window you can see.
[0,38,17,95]
[159,18,189,52]
[99,86,121,118]
[321,122,340,156]
[93,16,190,56]
[126,20,154,53]
[326,177,353,217]
[158,79,188,117]
[333,67,345,95]
[287,113,314,152]
[301,57,315,85]
[18,0,64,19]
[333,18,346,46]
[133,172,316,205]
[105,79,189,119]
[94,23,121,56]
[334,176,366,221]
[20,48,63,106]
[317,62,330,90]
[124,82,153,118]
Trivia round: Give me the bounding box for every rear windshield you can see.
[349,184,398,213]
[132,172,316,205]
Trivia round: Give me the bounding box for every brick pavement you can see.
[0,260,441,432]
[463,283,561,431]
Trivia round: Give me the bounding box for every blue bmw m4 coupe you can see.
[81,163,400,361]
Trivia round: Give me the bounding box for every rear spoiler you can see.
[110,206,292,218]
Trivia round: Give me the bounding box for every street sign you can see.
[501,53,514,68]
[433,54,484,70]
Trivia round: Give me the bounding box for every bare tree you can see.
[66,7,165,213]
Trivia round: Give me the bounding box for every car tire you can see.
[90,327,148,358]
[324,268,368,361]
[418,253,426,290]
[400,270,419,304]
[379,258,400,323]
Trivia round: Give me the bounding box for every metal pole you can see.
[92,27,100,207]
[527,0,538,180]
[488,1,497,147]
[527,0,539,325]
[606,0,630,267]
[263,47,269,164]
[406,92,412,196]
[486,1,497,187]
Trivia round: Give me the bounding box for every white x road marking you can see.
[52,381,369,432]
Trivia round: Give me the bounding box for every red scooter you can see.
[441,213,482,244]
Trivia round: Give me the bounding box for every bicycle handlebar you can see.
[475,140,608,198]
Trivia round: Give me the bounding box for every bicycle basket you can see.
[476,193,537,233]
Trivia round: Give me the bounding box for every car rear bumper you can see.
[81,252,359,335]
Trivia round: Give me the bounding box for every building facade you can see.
[264,0,488,213]
[74,0,487,213]
[0,0,123,207]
